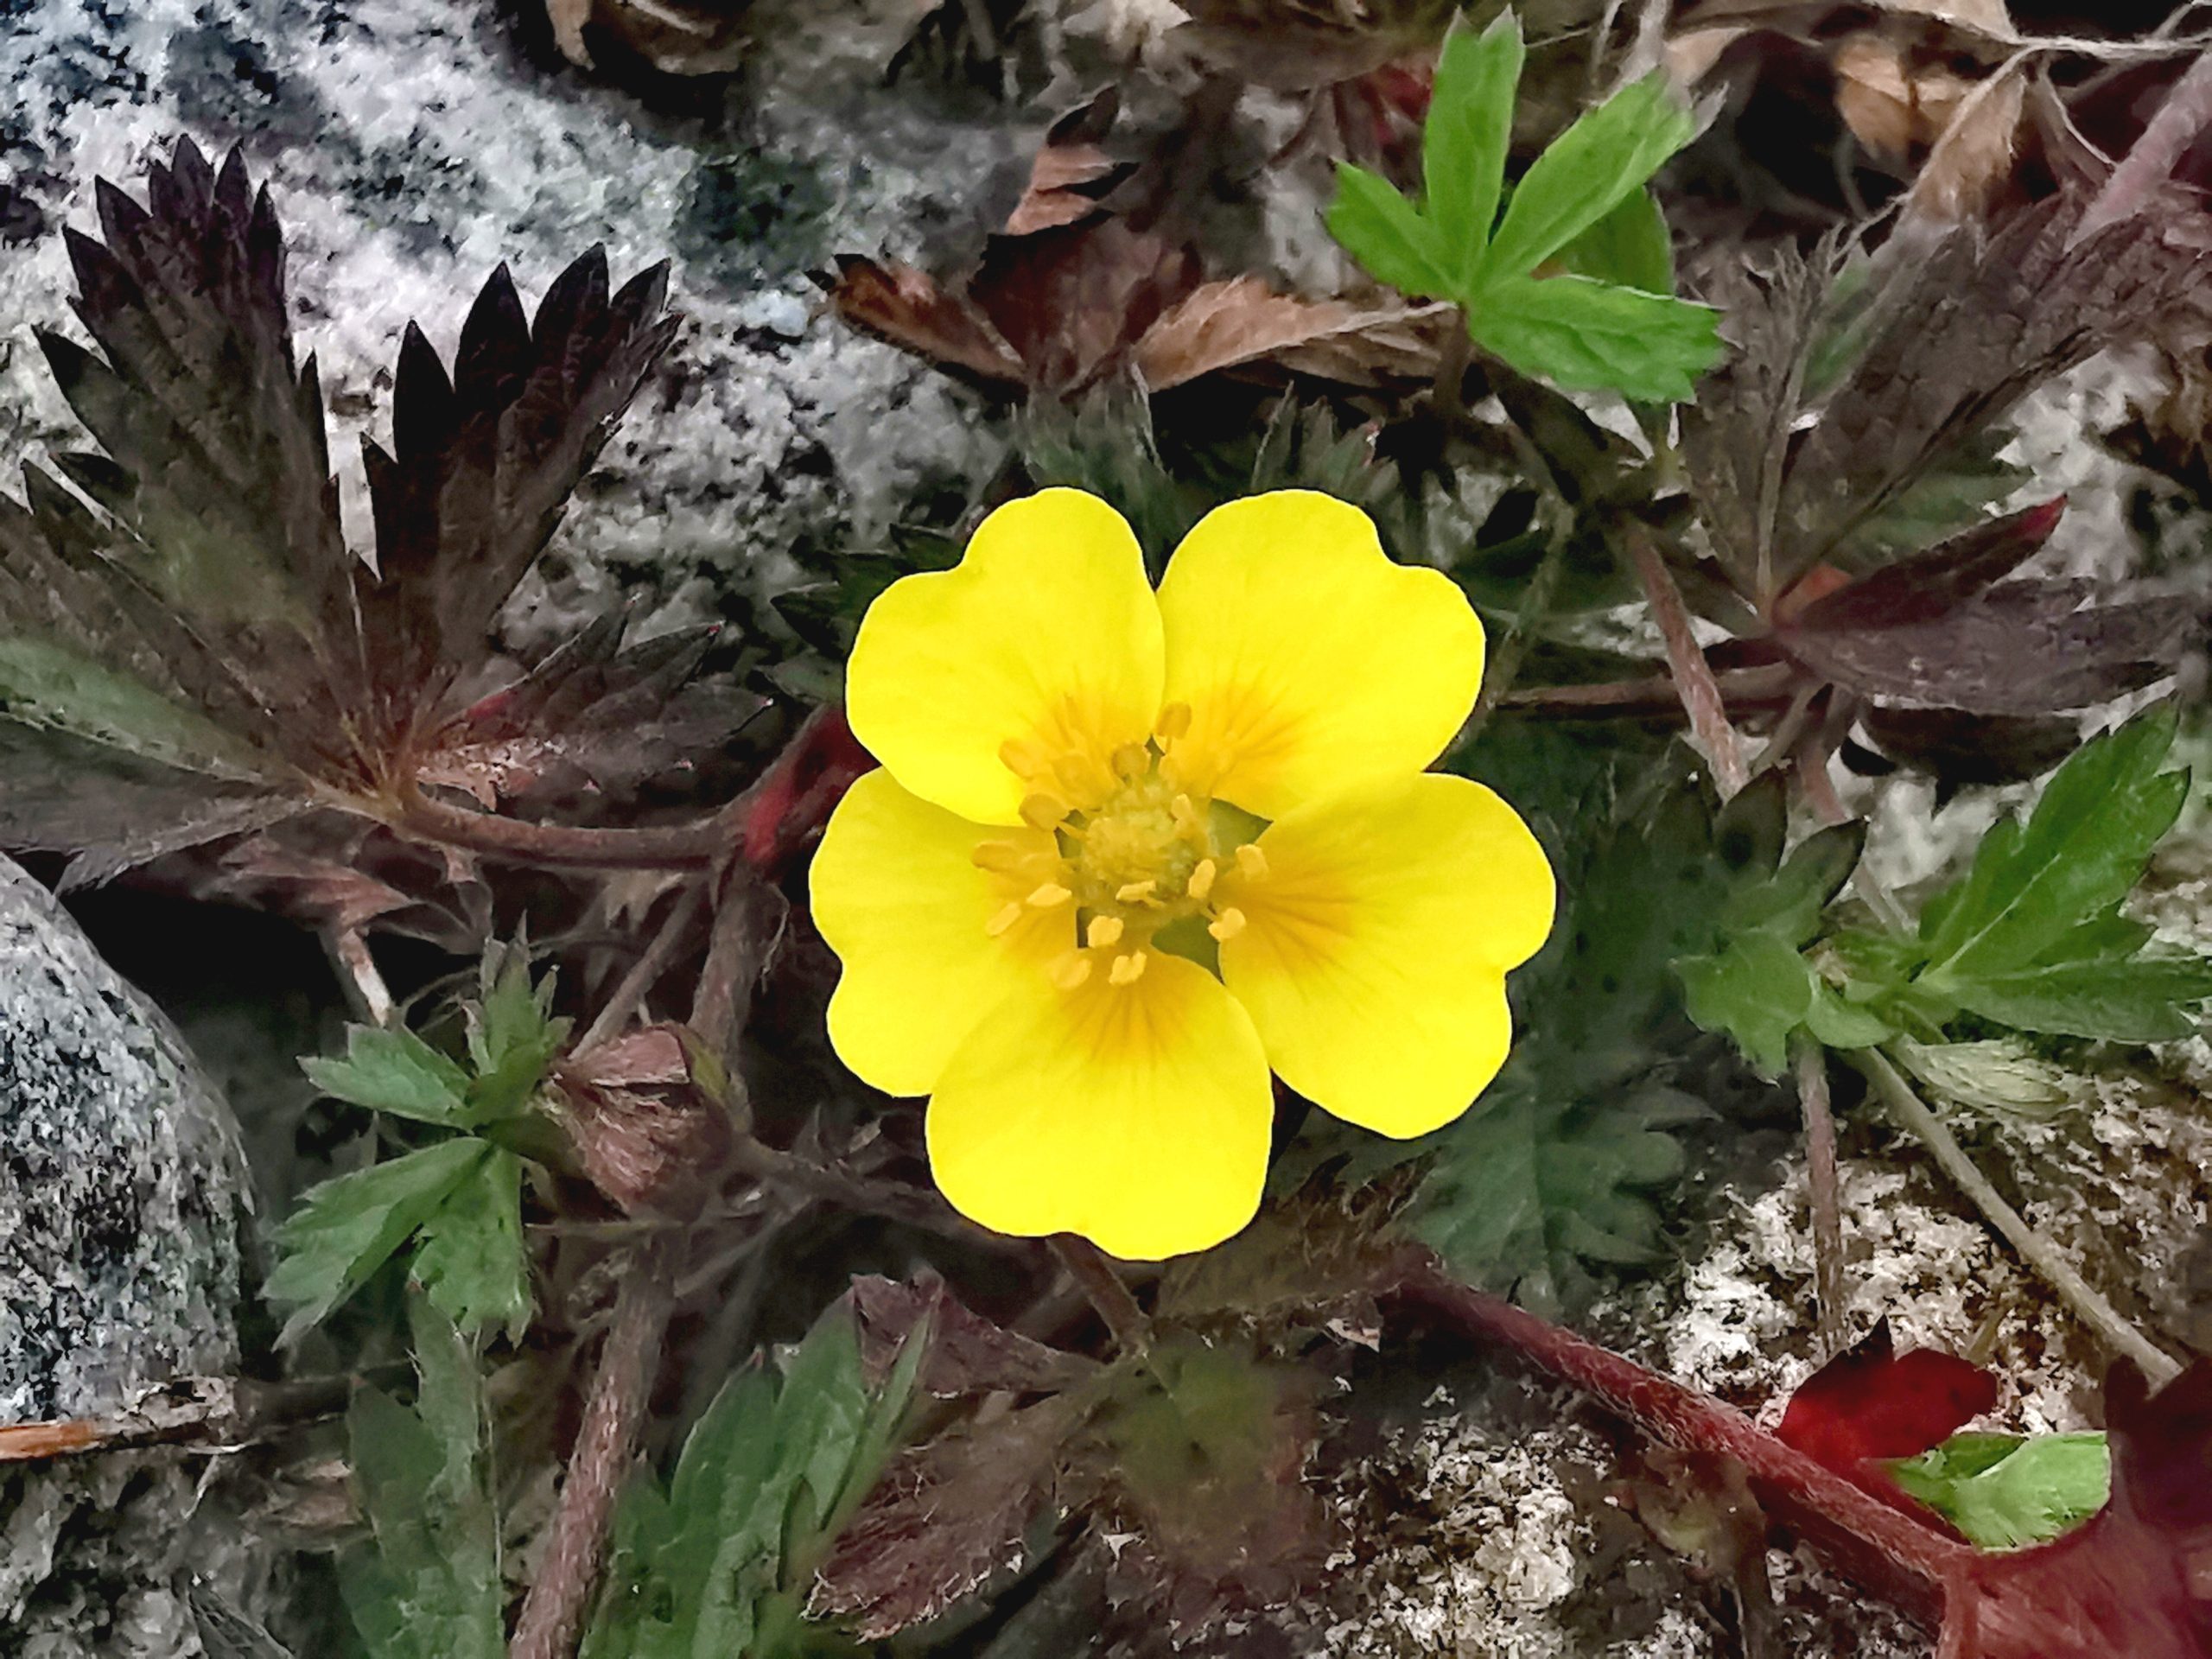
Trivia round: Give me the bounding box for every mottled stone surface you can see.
[0,0,1046,649]
[0,853,260,1656]
[0,855,250,1422]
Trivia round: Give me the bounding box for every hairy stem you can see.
[1796,1042,1849,1357]
[1624,527,1749,796]
[1051,1235,1151,1354]
[510,1235,680,1659]
[1856,1048,2182,1386]
[1394,1256,1967,1618]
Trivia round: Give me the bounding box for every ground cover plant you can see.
[6,2,2212,1655]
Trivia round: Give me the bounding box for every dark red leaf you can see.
[1778,1323,1999,1477]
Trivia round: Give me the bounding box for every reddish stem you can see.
[509,1236,679,1659]
[1392,1256,1971,1624]
[1625,529,1751,797]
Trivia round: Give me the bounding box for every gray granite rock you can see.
[0,0,1038,649]
[0,853,258,1656]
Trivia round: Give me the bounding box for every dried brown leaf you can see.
[1131,277,1415,391]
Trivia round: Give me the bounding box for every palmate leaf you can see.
[0,137,716,885]
[340,1298,504,1659]
[1327,12,1719,403]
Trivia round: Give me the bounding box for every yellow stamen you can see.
[1186,858,1217,900]
[1111,742,1150,779]
[1027,883,1072,908]
[1108,950,1147,986]
[1235,843,1269,880]
[1154,702,1192,741]
[1020,792,1069,831]
[1208,907,1247,942]
[1048,951,1093,991]
[1086,915,1124,949]
[1170,793,1203,835]
[985,901,1024,938]
[1115,879,1158,904]
[1054,753,1115,802]
[971,839,1029,874]
[998,738,1050,779]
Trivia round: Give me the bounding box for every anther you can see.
[1115,879,1158,904]
[1109,950,1147,986]
[1111,742,1150,779]
[1054,753,1115,802]
[1155,702,1192,741]
[1020,792,1069,831]
[1049,951,1093,991]
[985,901,1024,938]
[1235,843,1269,880]
[1186,859,1217,900]
[1086,915,1125,949]
[1208,907,1247,942]
[999,738,1050,779]
[1027,883,1072,908]
[1170,793,1202,833]
[971,839,1030,874]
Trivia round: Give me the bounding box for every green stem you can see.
[1855,1047,2181,1385]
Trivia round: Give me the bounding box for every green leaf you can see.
[340,1298,505,1659]
[584,1300,926,1659]
[463,944,569,1122]
[1476,73,1696,283]
[1557,187,1675,295]
[1920,710,2185,982]
[266,1138,492,1344]
[1327,163,1457,301]
[1469,274,1722,402]
[1888,1431,2109,1550]
[302,1026,473,1126]
[1945,952,2212,1042]
[0,636,268,779]
[1677,927,1816,1077]
[410,1146,531,1343]
[1803,981,1896,1049]
[1891,1039,2076,1119]
[1423,11,1523,286]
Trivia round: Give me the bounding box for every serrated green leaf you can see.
[0,636,268,780]
[1557,187,1675,295]
[1891,1038,2076,1119]
[1476,74,1696,283]
[410,1146,531,1342]
[1328,163,1457,301]
[1946,953,2212,1042]
[463,942,569,1121]
[302,1026,473,1126]
[340,1299,504,1659]
[1921,710,2183,981]
[1469,273,1722,402]
[1725,822,1866,942]
[1677,927,1815,1077]
[583,1300,923,1659]
[266,1138,491,1344]
[1889,1431,2109,1550]
[1424,11,1523,286]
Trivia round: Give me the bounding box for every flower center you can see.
[974,702,1262,991]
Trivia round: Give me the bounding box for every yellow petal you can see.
[1156,490,1485,818]
[810,768,1067,1096]
[847,488,1165,825]
[926,955,1274,1260]
[1219,772,1554,1138]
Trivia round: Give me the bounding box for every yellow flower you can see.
[810,487,1555,1261]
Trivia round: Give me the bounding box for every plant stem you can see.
[1796,1041,1848,1358]
[510,1234,680,1659]
[1855,1048,2182,1386]
[1624,526,1750,797]
[1394,1255,1967,1620]
[1050,1235,1150,1354]
[395,784,728,869]
[572,887,706,1056]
